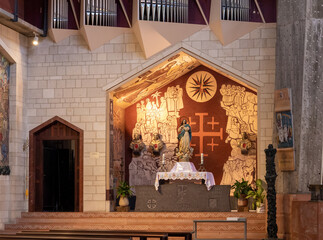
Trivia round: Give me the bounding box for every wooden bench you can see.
[15,230,168,240]
[193,218,247,240]
[0,234,128,240]
[49,230,193,240]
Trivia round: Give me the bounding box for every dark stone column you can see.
[265,144,278,239]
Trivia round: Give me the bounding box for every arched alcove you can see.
[0,52,10,175]
[0,38,17,176]
[105,47,261,200]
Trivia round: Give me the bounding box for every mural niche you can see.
[0,56,10,175]
[123,65,257,190]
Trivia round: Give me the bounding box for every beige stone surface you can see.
[1,19,276,226]
[0,24,28,230]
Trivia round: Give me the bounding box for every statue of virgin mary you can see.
[177,118,193,162]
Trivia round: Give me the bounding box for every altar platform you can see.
[3,212,266,239]
[136,183,231,212]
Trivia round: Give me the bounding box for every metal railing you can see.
[221,0,250,21]
[139,0,188,23]
[85,0,117,26]
[52,0,69,29]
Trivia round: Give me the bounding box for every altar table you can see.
[135,183,231,212]
[155,171,215,191]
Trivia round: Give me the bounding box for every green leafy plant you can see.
[246,179,266,210]
[117,181,133,198]
[231,178,253,199]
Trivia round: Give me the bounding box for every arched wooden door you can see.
[29,116,83,212]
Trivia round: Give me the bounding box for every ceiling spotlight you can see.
[32,33,39,46]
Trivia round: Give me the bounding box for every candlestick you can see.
[159,153,167,172]
[198,153,206,172]
[321,143,323,185]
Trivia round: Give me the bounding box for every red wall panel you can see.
[124,65,257,185]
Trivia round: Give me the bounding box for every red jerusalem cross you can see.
[189,113,223,157]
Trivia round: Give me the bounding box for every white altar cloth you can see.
[170,162,197,172]
[155,170,215,191]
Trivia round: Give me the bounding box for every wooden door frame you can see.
[29,116,83,212]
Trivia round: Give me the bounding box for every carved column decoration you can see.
[264,144,278,239]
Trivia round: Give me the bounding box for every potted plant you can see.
[117,181,133,207]
[231,178,253,210]
[246,179,266,213]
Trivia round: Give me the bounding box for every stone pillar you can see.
[265,144,278,239]
[275,0,323,193]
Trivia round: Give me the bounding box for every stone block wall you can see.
[0,24,28,229]
[0,22,276,226]
[25,24,276,212]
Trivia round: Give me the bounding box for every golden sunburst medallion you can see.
[186,71,217,102]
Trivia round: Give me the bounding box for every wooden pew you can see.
[0,234,128,240]
[16,231,168,240]
[50,230,193,240]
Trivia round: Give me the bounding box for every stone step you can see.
[20,212,264,219]
[4,212,267,239]
[13,218,264,230]
[16,218,189,223]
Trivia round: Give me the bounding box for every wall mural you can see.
[128,85,184,187]
[112,102,125,182]
[0,56,10,175]
[219,84,257,186]
[186,71,217,102]
[124,65,257,189]
[114,52,199,108]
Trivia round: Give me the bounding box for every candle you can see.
[201,153,204,164]
[162,154,165,164]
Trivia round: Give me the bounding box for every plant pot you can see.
[256,203,265,213]
[237,195,248,207]
[119,196,129,206]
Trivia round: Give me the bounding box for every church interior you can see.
[0,0,322,239]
